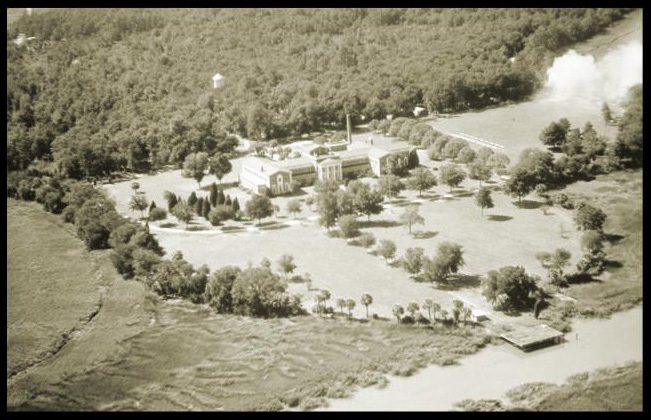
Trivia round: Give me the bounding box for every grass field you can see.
[8,200,152,410]
[7,199,104,378]
[553,170,643,316]
[427,9,642,163]
[103,160,582,323]
[13,298,489,411]
[456,361,642,411]
[7,199,490,411]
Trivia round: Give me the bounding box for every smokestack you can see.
[346,113,352,144]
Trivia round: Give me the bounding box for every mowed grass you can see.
[556,170,643,316]
[7,199,103,378]
[104,161,582,322]
[22,299,488,411]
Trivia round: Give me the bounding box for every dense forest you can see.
[7,8,634,178]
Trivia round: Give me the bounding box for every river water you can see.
[321,306,642,411]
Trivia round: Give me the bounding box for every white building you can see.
[212,73,224,89]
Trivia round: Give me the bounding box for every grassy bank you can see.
[8,199,152,410]
[541,170,642,330]
[455,361,642,411]
[12,294,489,411]
[7,199,103,378]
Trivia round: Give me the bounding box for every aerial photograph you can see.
[7,8,642,411]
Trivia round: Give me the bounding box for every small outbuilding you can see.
[212,73,224,89]
[501,324,564,352]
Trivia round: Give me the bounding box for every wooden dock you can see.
[501,324,564,351]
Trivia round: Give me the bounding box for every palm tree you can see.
[439,309,449,322]
[360,293,373,318]
[452,300,465,324]
[431,302,441,322]
[407,302,420,320]
[314,295,324,316]
[320,290,331,312]
[461,307,473,325]
[336,298,346,315]
[423,299,435,322]
[346,299,356,317]
[392,304,404,323]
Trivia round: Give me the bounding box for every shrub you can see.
[338,214,360,238]
[574,203,607,231]
[149,207,167,222]
[209,205,234,225]
[357,232,376,248]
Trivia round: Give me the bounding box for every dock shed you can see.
[501,324,564,351]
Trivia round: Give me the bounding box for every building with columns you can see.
[239,137,415,196]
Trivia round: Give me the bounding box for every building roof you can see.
[241,156,287,177]
[367,147,390,160]
[273,156,315,169]
[292,141,327,155]
[213,73,224,80]
[501,324,564,348]
[319,156,342,165]
[338,147,371,160]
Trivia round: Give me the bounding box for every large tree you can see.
[172,202,194,229]
[317,191,339,231]
[475,187,494,216]
[468,162,492,187]
[482,266,538,311]
[183,152,209,187]
[209,153,232,184]
[439,164,466,192]
[378,174,405,201]
[407,168,437,196]
[245,194,274,225]
[423,242,465,283]
[574,203,607,231]
[402,247,425,276]
[503,167,535,203]
[539,120,569,148]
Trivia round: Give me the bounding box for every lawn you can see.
[103,158,583,324]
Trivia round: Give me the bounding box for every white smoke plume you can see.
[542,41,642,104]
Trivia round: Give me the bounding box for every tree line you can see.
[7,9,633,178]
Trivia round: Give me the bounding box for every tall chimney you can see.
[346,113,352,144]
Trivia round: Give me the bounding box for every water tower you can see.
[212,73,224,89]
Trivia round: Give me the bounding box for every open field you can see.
[103,160,582,322]
[8,199,104,378]
[12,298,489,411]
[427,9,642,163]
[456,361,642,411]
[8,200,152,410]
[553,170,643,316]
